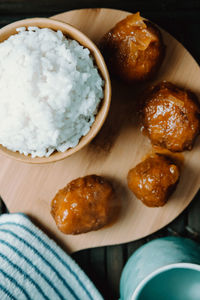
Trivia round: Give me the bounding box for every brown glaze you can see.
[141,81,200,152]
[127,154,180,207]
[142,147,184,169]
[51,175,115,234]
[100,12,165,83]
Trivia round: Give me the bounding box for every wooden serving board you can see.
[1,8,200,253]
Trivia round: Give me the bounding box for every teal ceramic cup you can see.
[120,237,200,300]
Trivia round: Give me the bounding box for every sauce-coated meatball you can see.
[142,81,200,152]
[51,175,114,234]
[127,155,180,207]
[101,12,165,83]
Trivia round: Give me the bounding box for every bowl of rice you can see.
[0,18,111,163]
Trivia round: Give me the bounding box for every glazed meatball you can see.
[142,81,200,152]
[127,155,180,207]
[51,175,114,234]
[100,12,165,83]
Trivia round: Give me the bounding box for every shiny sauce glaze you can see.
[127,154,180,207]
[101,12,165,82]
[141,81,200,152]
[51,175,115,234]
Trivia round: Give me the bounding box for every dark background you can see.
[1,0,200,64]
[1,1,200,299]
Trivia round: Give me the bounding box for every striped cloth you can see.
[0,213,103,300]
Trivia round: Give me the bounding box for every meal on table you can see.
[0,27,103,157]
[141,81,200,152]
[49,13,200,233]
[51,175,115,234]
[0,12,198,234]
[127,154,180,207]
[100,12,165,83]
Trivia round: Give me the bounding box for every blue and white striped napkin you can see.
[0,213,103,300]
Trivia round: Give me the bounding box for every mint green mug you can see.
[120,237,200,300]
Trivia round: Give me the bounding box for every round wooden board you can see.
[1,8,200,253]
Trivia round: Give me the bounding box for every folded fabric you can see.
[0,213,103,300]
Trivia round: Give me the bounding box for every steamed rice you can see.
[0,27,104,157]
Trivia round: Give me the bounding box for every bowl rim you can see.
[131,262,200,300]
[0,17,111,164]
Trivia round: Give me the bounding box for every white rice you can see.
[0,27,104,157]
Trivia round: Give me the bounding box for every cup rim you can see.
[131,262,200,300]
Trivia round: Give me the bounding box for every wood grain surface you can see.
[1,1,200,65]
[0,4,200,300]
[0,9,200,252]
[0,8,200,254]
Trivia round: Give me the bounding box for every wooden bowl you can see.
[0,18,111,164]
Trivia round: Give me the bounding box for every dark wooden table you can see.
[1,1,200,299]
